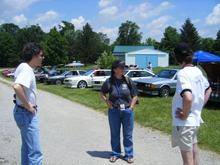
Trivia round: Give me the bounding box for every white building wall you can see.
[126,52,169,67]
[158,54,169,67]
[125,54,136,65]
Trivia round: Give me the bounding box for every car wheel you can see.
[159,86,170,97]
[56,80,62,85]
[77,81,87,89]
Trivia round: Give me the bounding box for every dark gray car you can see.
[134,69,179,97]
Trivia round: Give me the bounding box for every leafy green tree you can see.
[0,23,20,35]
[145,37,160,49]
[0,32,19,67]
[180,18,200,51]
[59,21,78,62]
[116,20,142,45]
[96,51,116,69]
[160,26,180,64]
[42,27,69,65]
[214,30,220,55]
[200,38,215,53]
[76,23,109,63]
[16,25,45,54]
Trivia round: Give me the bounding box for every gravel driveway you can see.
[0,81,220,165]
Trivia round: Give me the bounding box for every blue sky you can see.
[0,0,220,42]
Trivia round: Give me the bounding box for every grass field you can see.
[1,66,220,154]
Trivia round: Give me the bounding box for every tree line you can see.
[0,18,220,67]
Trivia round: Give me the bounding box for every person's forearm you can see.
[204,87,212,106]
[13,84,30,108]
[130,96,138,109]
[100,93,108,102]
[181,93,192,119]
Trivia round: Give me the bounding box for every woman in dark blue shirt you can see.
[100,60,138,164]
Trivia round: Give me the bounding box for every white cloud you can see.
[206,3,220,26]
[0,0,39,15]
[99,0,112,8]
[146,16,172,41]
[12,14,27,26]
[192,19,200,24]
[99,6,118,16]
[35,10,59,23]
[97,26,118,42]
[33,10,59,32]
[71,16,87,29]
[131,1,174,19]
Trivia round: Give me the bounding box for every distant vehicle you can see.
[92,69,155,90]
[1,69,15,78]
[65,61,85,68]
[64,69,111,88]
[45,70,86,85]
[134,69,179,97]
[35,67,50,83]
[35,67,66,83]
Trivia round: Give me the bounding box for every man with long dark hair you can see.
[13,42,44,165]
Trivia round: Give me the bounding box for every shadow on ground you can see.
[86,151,111,159]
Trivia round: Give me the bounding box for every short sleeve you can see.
[177,72,192,97]
[101,79,110,94]
[129,78,138,97]
[15,69,32,89]
[202,75,210,91]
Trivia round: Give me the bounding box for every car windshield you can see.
[60,71,69,76]
[156,70,176,79]
[83,70,94,76]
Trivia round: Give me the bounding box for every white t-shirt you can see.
[172,66,209,126]
[14,63,37,106]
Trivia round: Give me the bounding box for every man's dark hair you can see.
[174,43,193,64]
[22,42,42,62]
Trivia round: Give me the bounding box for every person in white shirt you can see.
[13,42,44,165]
[172,43,212,165]
[147,62,152,71]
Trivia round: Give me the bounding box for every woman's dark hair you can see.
[174,43,193,64]
[110,60,125,82]
[22,42,42,62]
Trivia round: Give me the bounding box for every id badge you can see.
[120,104,126,110]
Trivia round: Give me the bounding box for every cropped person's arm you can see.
[204,87,212,106]
[100,92,113,109]
[176,91,192,120]
[130,96,138,109]
[13,83,36,113]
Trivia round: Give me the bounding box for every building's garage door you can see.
[135,54,158,68]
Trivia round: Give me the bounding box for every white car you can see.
[64,69,111,88]
[92,69,155,90]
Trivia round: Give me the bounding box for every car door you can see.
[127,71,142,81]
[169,71,178,92]
[138,71,154,80]
[92,71,108,83]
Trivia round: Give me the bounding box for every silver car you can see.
[92,69,155,90]
[134,69,179,97]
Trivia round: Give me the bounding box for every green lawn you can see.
[37,84,220,154]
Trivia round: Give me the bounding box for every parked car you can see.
[2,68,15,77]
[92,69,155,90]
[134,69,179,97]
[35,67,50,83]
[45,70,86,85]
[64,69,111,88]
